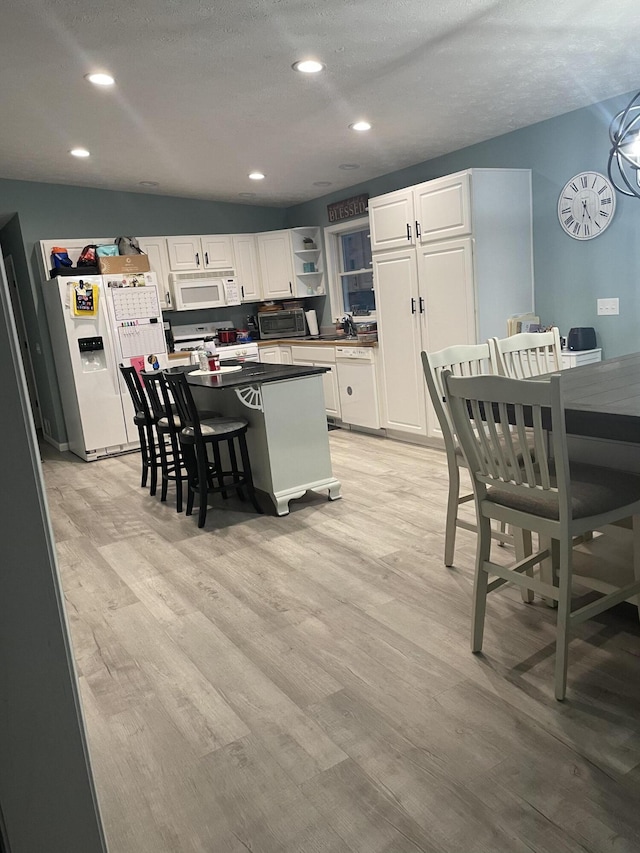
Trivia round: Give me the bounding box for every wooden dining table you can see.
[545,352,640,472]
[556,351,640,444]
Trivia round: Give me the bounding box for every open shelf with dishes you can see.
[291,227,325,296]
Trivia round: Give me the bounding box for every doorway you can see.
[3,253,41,428]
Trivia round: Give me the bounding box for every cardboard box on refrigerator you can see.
[98,254,150,274]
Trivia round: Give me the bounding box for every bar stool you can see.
[163,369,263,528]
[141,370,186,511]
[119,365,158,495]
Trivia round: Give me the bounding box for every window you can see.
[324,216,375,318]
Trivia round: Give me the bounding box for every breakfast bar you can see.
[170,361,342,515]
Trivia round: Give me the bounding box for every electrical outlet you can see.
[43,418,51,435]
[597,298,619,316]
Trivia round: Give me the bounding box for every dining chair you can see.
[422,344,527,572]
[163,369,262,528]
[489,327,562,379]
[119,364,158,495]
[442,369,640,700]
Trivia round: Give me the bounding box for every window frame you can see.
[323,215,374,321]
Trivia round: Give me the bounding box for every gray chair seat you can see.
[487,462,640,520]
[180,416,248,442]
[158,410,219,431]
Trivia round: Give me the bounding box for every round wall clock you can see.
[557,171,616,240]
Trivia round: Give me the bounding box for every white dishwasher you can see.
[335,346,380,429]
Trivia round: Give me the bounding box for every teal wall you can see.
[0,178,285,443]
[287,89,640,357]
[3,87,640,444]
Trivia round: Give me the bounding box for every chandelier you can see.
[608,90,640,199]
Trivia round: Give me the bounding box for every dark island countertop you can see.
[167,360,328,390]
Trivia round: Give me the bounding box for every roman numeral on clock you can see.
[570,182,579,192]
[581,175,588,188]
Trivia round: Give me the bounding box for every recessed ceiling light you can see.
[85,72,115,87]
[339,163,360,170]
[292,60,325,74]
[70,148,90,158]
[239,192,257,198]
[313,181,332,187]
[139,181,159,187]
[349,121,371,132]
[249,171,265,180]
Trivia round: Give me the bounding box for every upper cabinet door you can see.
[414,171,471,243]
[167,236,201,270]
[232,234,262,302]
[137,237,172,310]
[256,230,295,300]
[369,189,415,252]
[201,235,235,270]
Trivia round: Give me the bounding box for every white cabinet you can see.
[259,345,283,364]
[369,170,473,252]
[200,235,235,270]
[256,230,295,300]
[137,236,173,310]
[256,227,326,300]
[166,235,235,272]
[371,169,534,439]
[561,348,602,369]
[291,345,340,418]
[232,234,262,302]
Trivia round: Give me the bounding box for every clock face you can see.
[558,172,616,240]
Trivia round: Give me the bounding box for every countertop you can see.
[257,337,377,347]
[168,360,328,390]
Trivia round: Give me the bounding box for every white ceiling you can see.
[1,0,638,207]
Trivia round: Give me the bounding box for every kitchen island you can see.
[168,362,342,515]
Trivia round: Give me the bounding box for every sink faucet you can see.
[342,314,358,338]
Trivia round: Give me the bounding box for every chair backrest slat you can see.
[163,369,202,438]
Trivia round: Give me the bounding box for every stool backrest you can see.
[163,370,203,440]
[421,343,493,454]
[442,370,571,521]
[489,328,562,379]
[141,370,170,421]
[119,364,153,420]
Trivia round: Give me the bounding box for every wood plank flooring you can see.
[41,430,640,853]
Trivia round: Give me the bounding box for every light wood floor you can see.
[42,430,640,853]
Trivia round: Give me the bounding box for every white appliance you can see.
[172,322,259,362]
[169,272,240,311]
[42,272,168,461]
[335,346,380,429]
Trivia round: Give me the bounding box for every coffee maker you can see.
[246,315,260,340]
[163,319,174,352]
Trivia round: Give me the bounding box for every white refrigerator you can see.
[43,272,168,461]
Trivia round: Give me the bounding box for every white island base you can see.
[191,372,342,515]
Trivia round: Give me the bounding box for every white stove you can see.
[172,322,259,362]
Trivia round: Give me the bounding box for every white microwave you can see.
[169,272,238,311]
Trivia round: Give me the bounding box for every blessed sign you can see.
[327,194,369,223]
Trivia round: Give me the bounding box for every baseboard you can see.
[41,432,69,453]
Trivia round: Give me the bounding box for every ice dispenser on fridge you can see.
[78,336,106,372]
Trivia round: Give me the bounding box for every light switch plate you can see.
[597,298,619,315]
